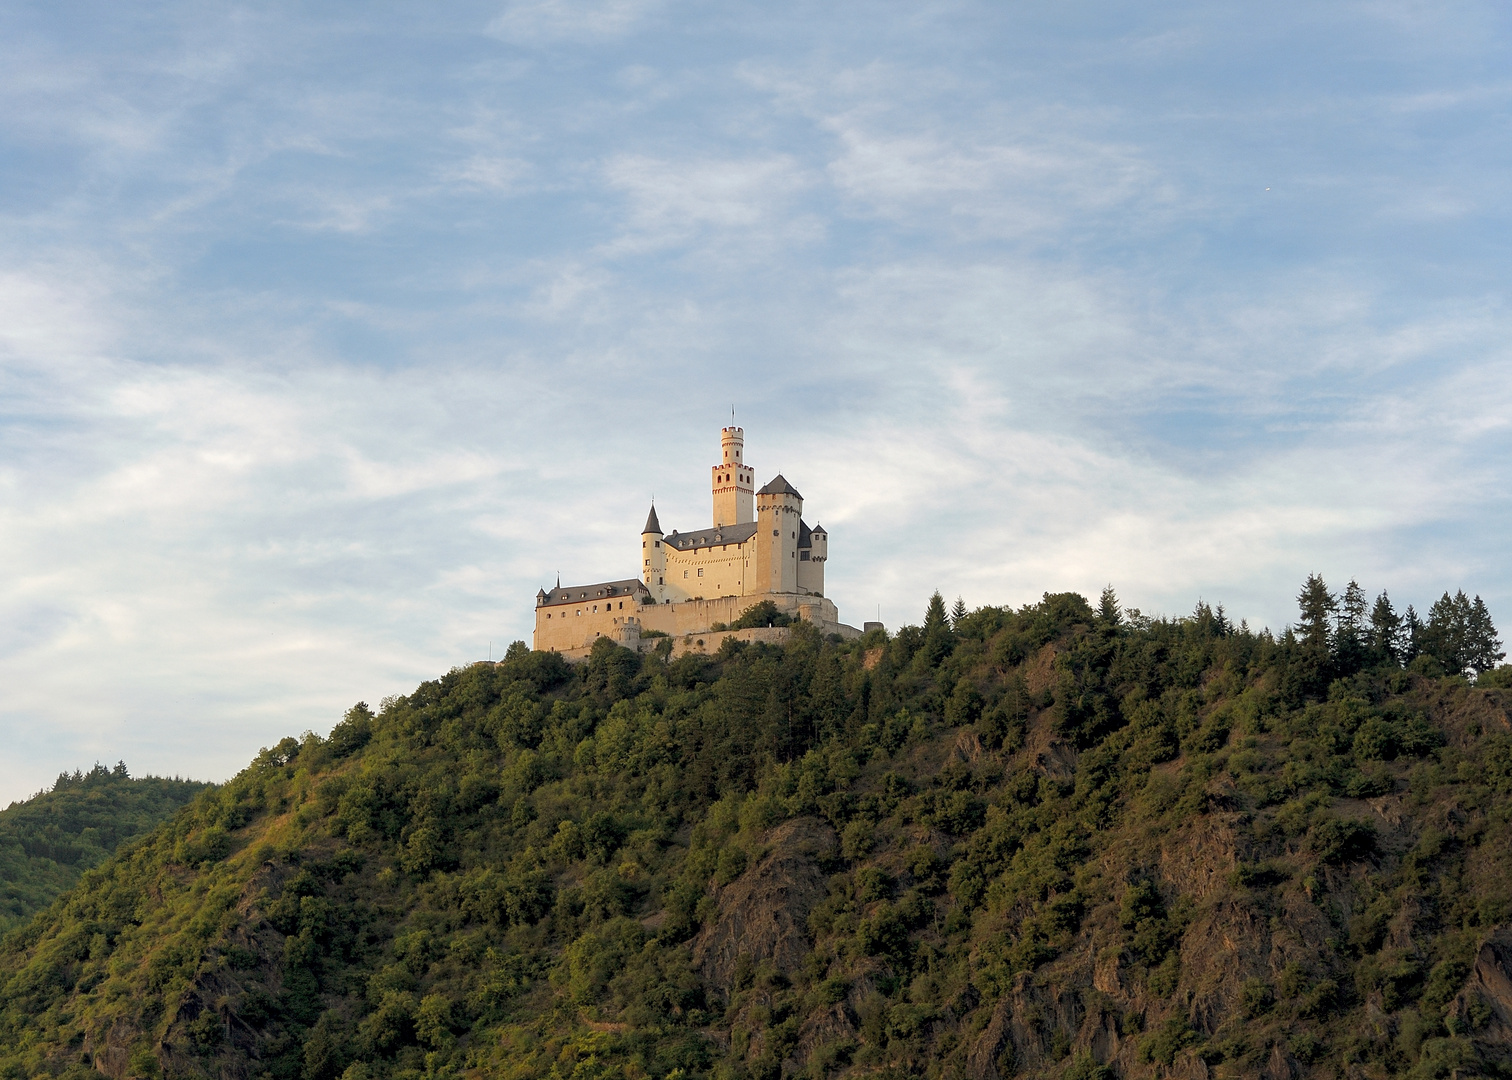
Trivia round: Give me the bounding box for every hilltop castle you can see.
[533,427,859,654]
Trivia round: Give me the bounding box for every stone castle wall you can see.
[532,592,856,654]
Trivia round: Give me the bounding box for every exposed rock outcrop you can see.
[691,816,838,998]
[1449,927,1512,1067]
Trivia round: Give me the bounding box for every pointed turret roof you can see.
[642,504,663,534]
[758,474,802,499]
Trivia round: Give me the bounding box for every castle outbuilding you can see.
[533,427,858,654]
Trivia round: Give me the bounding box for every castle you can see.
[533,427,860,654]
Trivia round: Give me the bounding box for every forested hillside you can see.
[3,580,1512,1080]
[0,765,207,935]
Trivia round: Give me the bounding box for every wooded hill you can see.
[2,581,1511,1080]
[0,765,207,936]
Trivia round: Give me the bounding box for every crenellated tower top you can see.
[721,426,743,463]
[712,426,755,526]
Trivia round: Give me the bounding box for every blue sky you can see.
[1,0,1509,804]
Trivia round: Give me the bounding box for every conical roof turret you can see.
[642,504,663,534]
[758,474,802,499]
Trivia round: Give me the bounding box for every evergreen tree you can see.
[922,591,954,665]
[1294,571,1330,647]
[1423,591,1471,675]
[1297,574,1336,654]
[1339,579,1366,634]
[1192,601,1216,636]
[950,596,967,629]
[1097,585,1121,629]
[1334,579,1367,675]
[1292,575,1337,695]
[1422,591,1505,677]
[924,591,948,632]
[1466,595,1505,676]
[1366,591,1403,666]
[1403,604,1423,663]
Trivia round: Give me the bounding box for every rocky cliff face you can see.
[1449,930,1512,1070]
[693,817,838,998]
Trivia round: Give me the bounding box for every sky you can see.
[1,0,1509,804]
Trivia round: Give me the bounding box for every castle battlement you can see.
[532,427,857,654]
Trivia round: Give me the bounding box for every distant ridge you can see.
[0,763,207,936]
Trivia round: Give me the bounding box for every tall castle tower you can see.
[641,504,666,603]
[755,475,802,595]
[711,427,755,527]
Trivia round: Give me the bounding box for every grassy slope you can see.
[0,768,209,936]
[1,595,1511,1080]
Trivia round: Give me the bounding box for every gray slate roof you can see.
[663,521,760,552]
[643,504,662,534]
[538,578,650,607]
[757,474,802,499]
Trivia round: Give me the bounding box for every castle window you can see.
[683,571,689,578]
[697,568,704,577]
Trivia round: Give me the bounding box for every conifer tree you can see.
[1097,585,1121,629]
[1339,580,1366,634]
[1403,604,1424,663]
[1422,590,1505,677]
[1335,579,1367,675]
[922,591,953,665]
[1466,595,1505,676]
[950,596,967,629]
[1293,575,1337,694]
[1296,575,1335,652]
[924,591,949,633]
[1367,591,1403,666]
[1423,591,1471,675]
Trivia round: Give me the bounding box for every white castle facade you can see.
[532,427,859,654]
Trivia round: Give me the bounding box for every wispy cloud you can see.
[0,0,1509,803]
[487,0,663,44]
[602,153,820,255]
